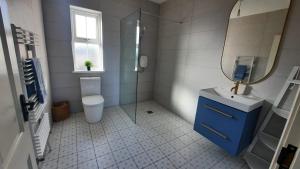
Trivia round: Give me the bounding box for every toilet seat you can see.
[82,95,104,106]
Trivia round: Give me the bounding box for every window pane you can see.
[74,42,103,71]
[74,42,88,70]
[86,16,97,39]
[87,44,103,70]
[75,14,87,38]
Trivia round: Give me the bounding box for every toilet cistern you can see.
[80,77,104,123]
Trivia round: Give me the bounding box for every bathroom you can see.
[0,0,300,169]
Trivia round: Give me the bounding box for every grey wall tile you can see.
[69,99,83,113]
[46,40,73,57]
[44,21,71,41]
[154,0,299,124]
[50,73,80,89]
[48,56,74,73]
[70,0,101,11]
[42,1,70,23]
[52,86,81,102]
[42,0,159,113]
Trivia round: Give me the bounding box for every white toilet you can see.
[80,77,104,123]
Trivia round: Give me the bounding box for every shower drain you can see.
[146,110,154,114]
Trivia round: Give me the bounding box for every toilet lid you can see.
[82,95,104,106]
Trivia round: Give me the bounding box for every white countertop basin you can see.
[199,87,264,112]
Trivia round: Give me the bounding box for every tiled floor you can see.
[41,101,249,169]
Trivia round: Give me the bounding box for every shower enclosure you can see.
[120,8,180,123]
[119,10,142,123]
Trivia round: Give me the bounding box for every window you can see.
[70,6,103,72]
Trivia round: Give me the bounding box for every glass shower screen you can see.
[119,10,141,123]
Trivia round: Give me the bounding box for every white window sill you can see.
[72,70,104,74]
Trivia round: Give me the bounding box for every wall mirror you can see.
[221,0,291,84]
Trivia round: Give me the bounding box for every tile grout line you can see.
[88,119,100,169]
[44,102,248,169]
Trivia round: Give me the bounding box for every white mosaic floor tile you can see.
[96,153,116,169]
[59,144,77,157]
[46,101,248,169]
[40,159,58,169]
[144,128,159,137]
[140,139,157,151]
[91,129,105,137]
[167,152,187,168]
[77,148,96,164]
[151,135,167,146]
[178,147,198,161]
[211,157,246,169]
[179,162,194,169]
[161,132,177,142]
[127,143,145,156]
[103,126,118,134]
[169,138,186,151]
[112,148,131,163]
[77,140,94,152]
[93,136,108,147]
[159,143,176,156]
[78,159,98,169]
[178,134,194,145]
[58,154,77,169]
[122,135,138,146]
[135,132,149,141]
[105,164,119,169]
[118,158,138,169]
[77,134,92,143]
[133,152,152,169]
[44,148,59,161]
[144,164,158,169]
[109,139,126,151]
[119,128,134,138]
[154,158,175,169]
[147,147,165,162]
[106,132,121,142]
[189,152,224,169]
[60,137,76,147]
[62,166,77,169]
[186,131,202,141]
[94,143,111,157]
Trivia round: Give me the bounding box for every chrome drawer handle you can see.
[201,123,228,140]
[204,105,234,119]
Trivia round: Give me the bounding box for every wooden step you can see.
[244,153,270,169]
[259,133,279,151]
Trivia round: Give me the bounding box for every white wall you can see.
[154,0,300,124]
[5,0,51,168]
[7,0,52,113]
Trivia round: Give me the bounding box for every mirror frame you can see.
[220,0,293,84]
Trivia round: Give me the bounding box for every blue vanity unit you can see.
[194,88,263,156]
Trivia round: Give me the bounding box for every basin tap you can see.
[231,81,241,95]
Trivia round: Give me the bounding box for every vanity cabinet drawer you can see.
[196,97,247,139]
[196,122,233,152]
[194,96,260,156]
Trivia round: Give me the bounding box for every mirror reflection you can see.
[222,0,291,83]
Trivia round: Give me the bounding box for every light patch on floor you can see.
[41,101,249,169]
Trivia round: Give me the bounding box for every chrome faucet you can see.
[231,81,241,95]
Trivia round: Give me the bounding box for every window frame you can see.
[70,5,104,72]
